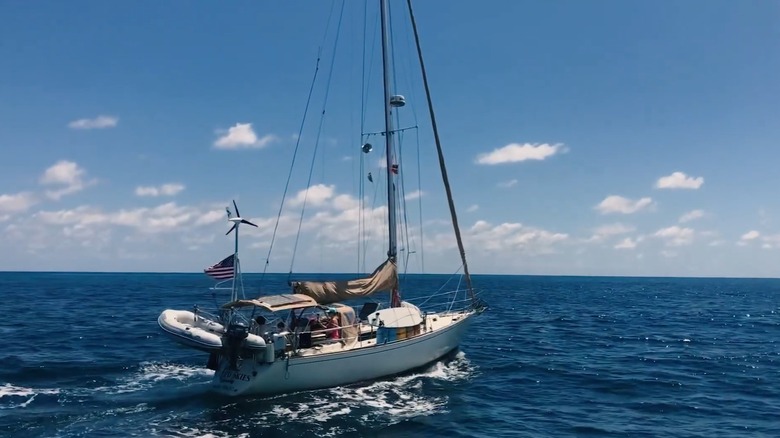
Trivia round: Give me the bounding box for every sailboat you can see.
[158,0,486,396]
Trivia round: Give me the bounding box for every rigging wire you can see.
[359,5,380,275]
[414,125,424,272]
[387,0,410,282]
[260,55,321,288]
[289,0,347,280]
[406,0,476,302]
[397,5,425,274]
[357,0,369,274]
[259,1,342,289]
[388,1,425,276]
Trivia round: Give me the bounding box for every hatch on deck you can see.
[368,306,422,328]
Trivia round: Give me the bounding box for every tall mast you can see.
[380,0,397,264]
[380,0,401,307]
[232,225,239,302]
[405,0,475,302]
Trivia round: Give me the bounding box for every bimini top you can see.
[222,293,318,312]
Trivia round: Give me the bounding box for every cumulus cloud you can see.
[68,115,118,130]
[614,237,642,250]
[405,190,424,201]
[655,172,704,190]
[476,143,562,165]
[213,123,277,149]
[0,201,250,259]
[497,179,518,188]
[1,182,391,266]
[737,230,760,246]
[195,209,228,226]
[760,234,780,249]
[135,183,186,197]
[464,220,568,254]
[39,160,95,200]
[679,209,705,223]
[594,223,634,237]
[741,230,760,240]
[654,225,694,246]
[466,204,479,212]
[587,223,635,243]
[32,202,228,235]
[595,195,653,215]
[0,192,37,213]
[290,184,335,207]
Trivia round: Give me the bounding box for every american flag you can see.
[204,254,235,280]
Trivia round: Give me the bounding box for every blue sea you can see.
[1,273,778,437]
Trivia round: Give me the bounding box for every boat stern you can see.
[211,354,285,396]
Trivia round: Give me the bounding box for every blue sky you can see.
[1,1,779,277]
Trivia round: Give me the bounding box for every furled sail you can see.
[292,259,397,304]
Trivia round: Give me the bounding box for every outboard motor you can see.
[225,322,249,369]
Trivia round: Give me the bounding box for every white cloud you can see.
[214,123,277,149]
[405,190,424,201]
[0,201,244,262]
[476,143,562,165]
[195,209,227,226]
[761,234,780,249]
[466,204,479,212]
[594,223,634,237]
[135,183,186,197]
[679,209,705,223]
[331,194,358,211]
[595,195,653,215]
[655,172,704,190]
[40,160,84,186]
[463,220,568,254]
[585,223,636,243]
[32,202,212,234]
[39,160,95,200]
[497,179,518,188]
[290,184,335,207]
[654,225,694,246]
[741,230,760,240]
[614,237,642,250]
[738,230,760,245]
[0,192,37,213]
[67,115,118,130]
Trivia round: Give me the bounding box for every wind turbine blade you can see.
[241,219,258,228]
[225,224,237,235]
[233,200,240,218]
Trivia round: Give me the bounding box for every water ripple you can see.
[1,273,779,436]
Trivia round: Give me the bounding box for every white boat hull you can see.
[158,309,225,352]
[212,311,474,396]
[158,309,267,352]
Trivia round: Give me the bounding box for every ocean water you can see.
[0,273,778,437]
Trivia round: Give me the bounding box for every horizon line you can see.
[1,270,778,281]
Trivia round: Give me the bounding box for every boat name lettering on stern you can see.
[220,370,251,382]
